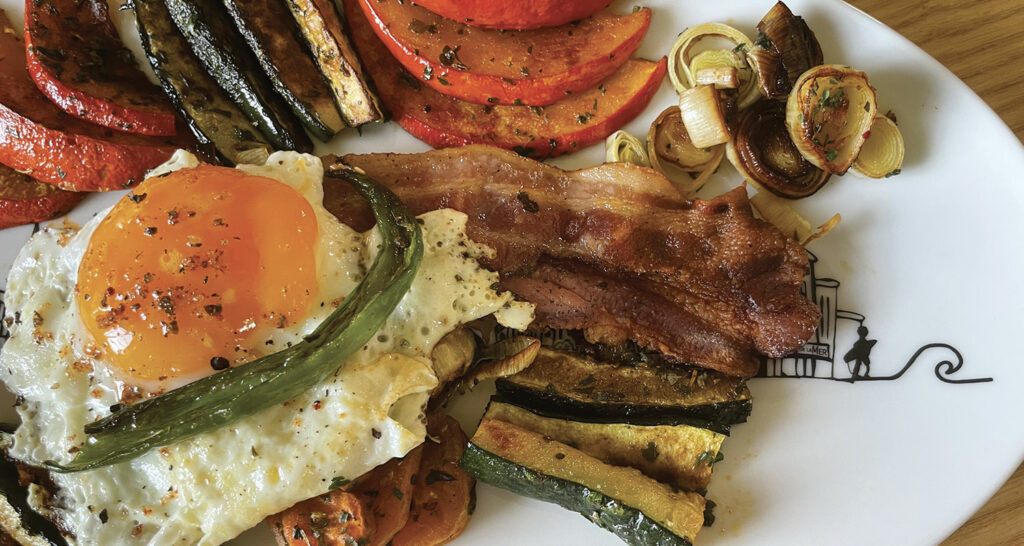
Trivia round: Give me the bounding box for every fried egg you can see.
[0,151,532,545]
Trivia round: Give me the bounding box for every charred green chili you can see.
[48,168,422,472]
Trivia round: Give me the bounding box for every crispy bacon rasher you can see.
[324,145,820,377]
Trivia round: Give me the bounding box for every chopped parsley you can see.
[328,476,351,490]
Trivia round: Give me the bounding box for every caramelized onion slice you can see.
[605,130,651,167]
[646,106,724,197]
[728,100,829,198]
[668,23,761,108]
[749,1,823,99]
[786,64,877,175]
[851,115,904,179]
[750,189,841,245]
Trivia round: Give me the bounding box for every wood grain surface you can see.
[844,0,1024,543]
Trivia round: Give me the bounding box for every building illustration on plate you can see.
[759,252,869,380]
[759,251,991,385]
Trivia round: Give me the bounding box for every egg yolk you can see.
[76,165,318,383]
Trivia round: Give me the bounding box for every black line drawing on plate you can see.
[0,288,7,346]
[758,252,992,384]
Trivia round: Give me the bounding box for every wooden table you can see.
[844,0,1024,543]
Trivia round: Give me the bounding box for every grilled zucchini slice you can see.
[0,433,66,546]
[285,0,384,126]
[495,348,752,434]
[164,0,311,152]
[132,0,271,164]
[484,401,724,492]
[461,418,704,546]
[222,0,346,141]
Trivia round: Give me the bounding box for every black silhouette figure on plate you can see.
[843,326,877,381]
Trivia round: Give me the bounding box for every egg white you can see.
[0,151,533,545]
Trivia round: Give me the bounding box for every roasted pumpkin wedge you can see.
[223,0,346,141]
[0,163,84,229]
[267,489,374,546]
[353,446,423,546]
[0,10,179,191]
[462,418,705,545]
[355,0,650,106]
[23,0,177,136]
[412,0,614,30]
[164,0,311,152]
[484,401,725,492]
[342,0,666,159]
[132,0,271,165]
[265,447,422,546]
[495,348,752,434]
[284,0,384,126]
[391,414,475,546]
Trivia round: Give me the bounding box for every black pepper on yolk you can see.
[76,165,318,383]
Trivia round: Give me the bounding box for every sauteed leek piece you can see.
[429,327,540,407]
[605,130,651,167]
[48,169,423,472]
[647,106,723,197]
[728,100,829,198]
[678,85,730,149]
[668,23,760,109]
[851,115,904,178]
[749,189,841,246]
[694,66,739,89]
[786,64,877,174]
[748,1,823,100]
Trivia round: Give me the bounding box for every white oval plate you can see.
[1,0,1022,545]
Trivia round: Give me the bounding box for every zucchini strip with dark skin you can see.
[483,401,724,492]
[0,438,67,546]
[222,0,347,141]
[164,0,312,152]
[461,418,703,545]
[285,0,384,126]
[495,348,752,434]
[47,168,422,472]
[132,0,272,164]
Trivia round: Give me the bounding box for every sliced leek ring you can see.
[785,64,877,174]
[851,115,904,178]
[749,187,841,246]
[646,106,724,197]
[728,100,830,199]
[605,130,651,167]
[668,23,761,109]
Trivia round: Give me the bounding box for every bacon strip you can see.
[324,145,819,376]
